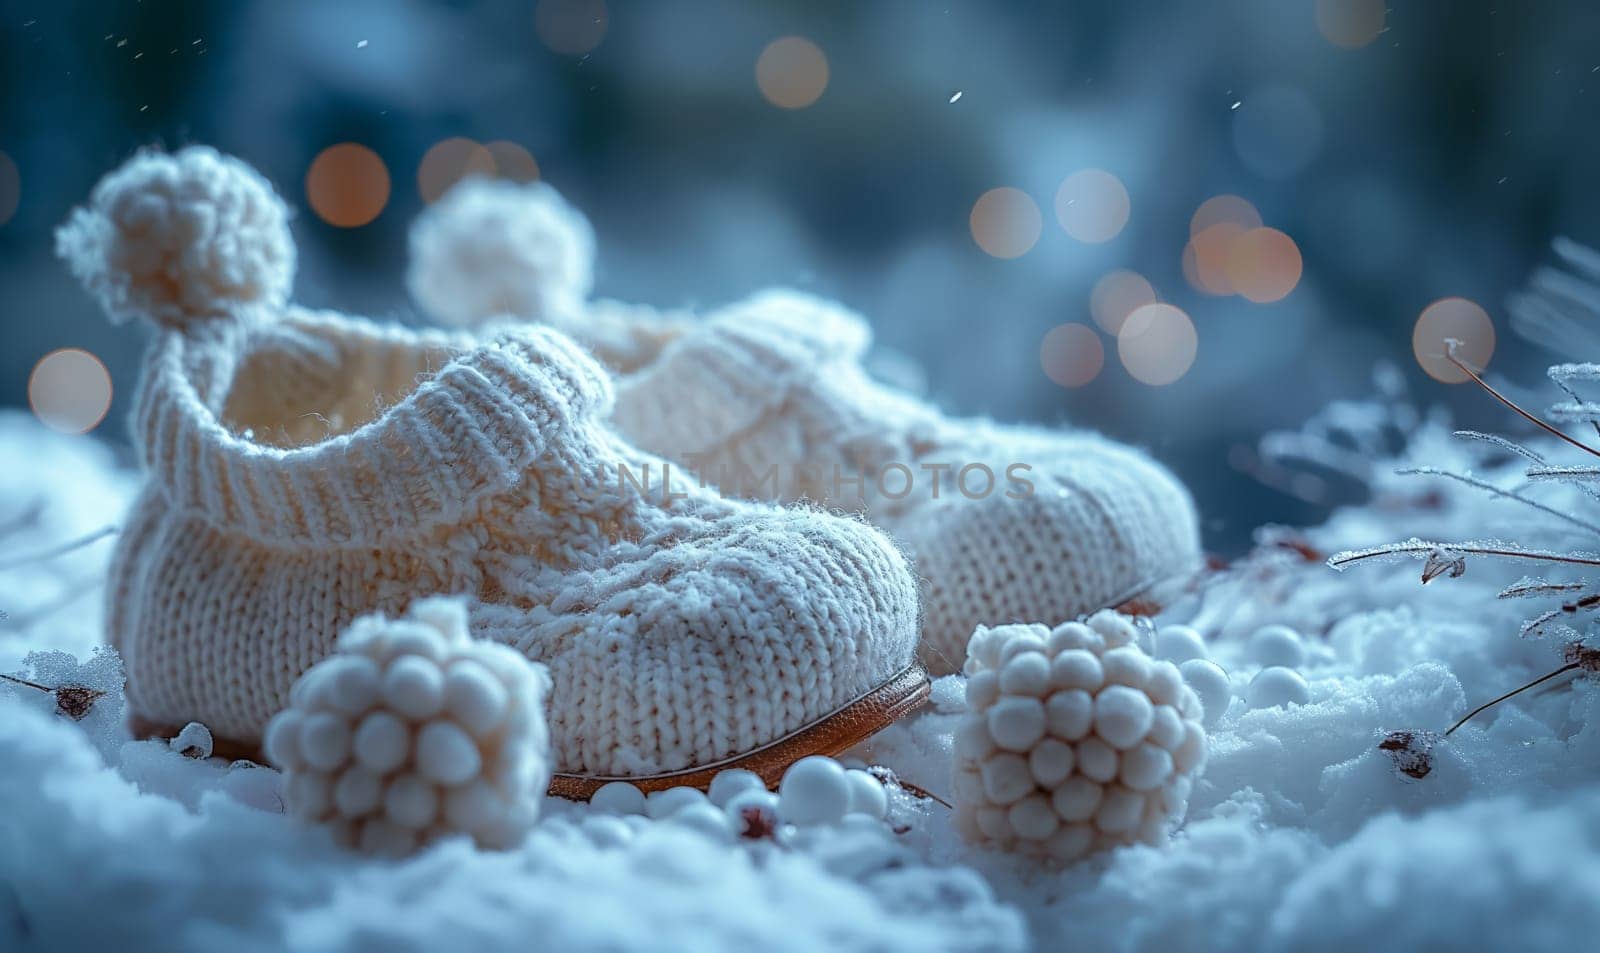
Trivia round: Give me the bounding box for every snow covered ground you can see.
[3,404,1598,953]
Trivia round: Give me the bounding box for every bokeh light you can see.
[1054,169,1130,244]
[0,150,18,227]
[1040,323,1105,388]
[535,0,608,56]
[418,137,496,203]
[1316,0,1386,49]
[1413,297,1496,383]
[970,187,1042,259]
[29,348,113,435]
[1118,303,1198,386]
[1184,223,1248,295]
[1232,86,1324,180]
[756,36,829,109]
[306,143,390,228]
[1226,227,1303,303]
[485,140,541,183]
[1089,270,1157,335]
[1189,194,1261,237]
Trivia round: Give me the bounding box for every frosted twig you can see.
[1451,430,1546,465]
[1394,466,1600,536]
[0,525,119,572]
[1328,540,1600,572]
[1499,578,1587,599]
[1444,663,1581,735]
[1445,345,1600,458]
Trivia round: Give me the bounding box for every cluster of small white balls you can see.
[265,597,552,857]
[953,611,1208,860]
[1242,624,1312,709]
[585,756,890,843]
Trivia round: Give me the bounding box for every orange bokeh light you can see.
[1413,297,1496,383]
[1040,323,1106,388]
[970,187,1042,259]
[306,143,390,228]
[1119,303,1198,386]
[756,36,829,109]
[1226,227,1303,303]
[1089,270,1158,335]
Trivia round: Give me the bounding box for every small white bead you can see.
[1119,742,1174,791]
[382,655,445,721]
[589,781,647,815]
[778,756,852,826]
[975,806,1012,842]
[954,715,997,760]
[707,769,765,807]
[1145,661,1185,707]
[353,711,411,774]
[1049,650,1104,692]
[1246,666,1311,709]
[968,626,1005,671]
[1094,785,1144,834]
[1046,822,1095,861]
[987,695,1047,751]
[1100,647,1152,689]
[299,712,352,772]
[1154,625,1208,664]
[444,778,506,831]
[668,801,734,841]
[1086,610,1138,648]
[358,818,418,858]
[1044,690,1094,740]
[1008,795,1058,840]
[1093,684,1155,750]
[998,652,1051,698]
[1148,704,1185,751]
[263,710,304,771]
[442,660,508,737]
[1051,776,1102,822]
[646,786,708,819]
[965,670,1000,709]
[724,789,781,838]
[979,752,1034,805]
[1174,721,1208,774]
[1179,659,1232,727]
[1159,775,1193,815]
[385,773,440,829]
[325,656,382,717]
[1046,622,1095,654]
[1028,738,1075,787]
[287,771,333,821]
[580,814,635,848]
[334,766,384,818]
[385,621,449,664]
[997,631,1048,665]
[953,768,986,804]
[1248,624,1306,669]
[844,769,888,819]
[415,720,482,786]
[1075,736,1120,783]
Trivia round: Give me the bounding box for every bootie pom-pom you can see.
[265,597,552,856]
[55,146,294,329]
[407,178,595,328]
[952,611,1208,861]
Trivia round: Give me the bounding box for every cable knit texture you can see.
[407,178,594,328]
[406,182,1203,675]
[63,149,920,778]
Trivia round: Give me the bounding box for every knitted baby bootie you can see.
[59,147,925,793]
[407,181,1204,673]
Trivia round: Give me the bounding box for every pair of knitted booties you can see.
[57,147,1200,798]
[408,180,1204,672]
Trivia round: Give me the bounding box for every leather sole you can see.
[131,661,931,801]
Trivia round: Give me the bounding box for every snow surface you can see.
[3,407,1599,952]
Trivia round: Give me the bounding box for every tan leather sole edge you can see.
[131,661,931,801]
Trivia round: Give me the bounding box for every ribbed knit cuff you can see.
[132,309,613,546]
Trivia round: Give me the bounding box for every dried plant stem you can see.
[1447,349,1600,459]
[0,525,118,572]
[0,672,52,694]
[1330,542,1600,571]
[1395,466,1600,536]
[1444,662,1581,736]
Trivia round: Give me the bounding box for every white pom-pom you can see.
[591,781,647,815]
[1180,659,1232,728]
[953,613,1209,860]
[1246,666,1311,709]
[778,756,852,826]
[56,146,294,330]
[407,178,594,328]
[268,596,551,856]
[646,786,708,820]
[707,769,765,808]
[843,770,888,819]
[1154,625,1209,664]
[1248,624,1307,669]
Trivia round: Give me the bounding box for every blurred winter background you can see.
[3,0,1598,554]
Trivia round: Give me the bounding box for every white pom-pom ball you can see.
[407,178,594,328]
[707,768,765,807]
[590,781,647,815]
[265,596,552,856]
[1179,659,1232,728]
[1155,625,1209,664]
[953,614,1209,860]
[778,755,852,826]
[1246,666,1311,709]
[56,146,294,330]
[1247,624,1307,670]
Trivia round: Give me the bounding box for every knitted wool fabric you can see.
[406,183,1204,674]
[61,147,920,778]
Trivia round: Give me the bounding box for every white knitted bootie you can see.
[408,182,1204,673]
[59,148,925,793]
